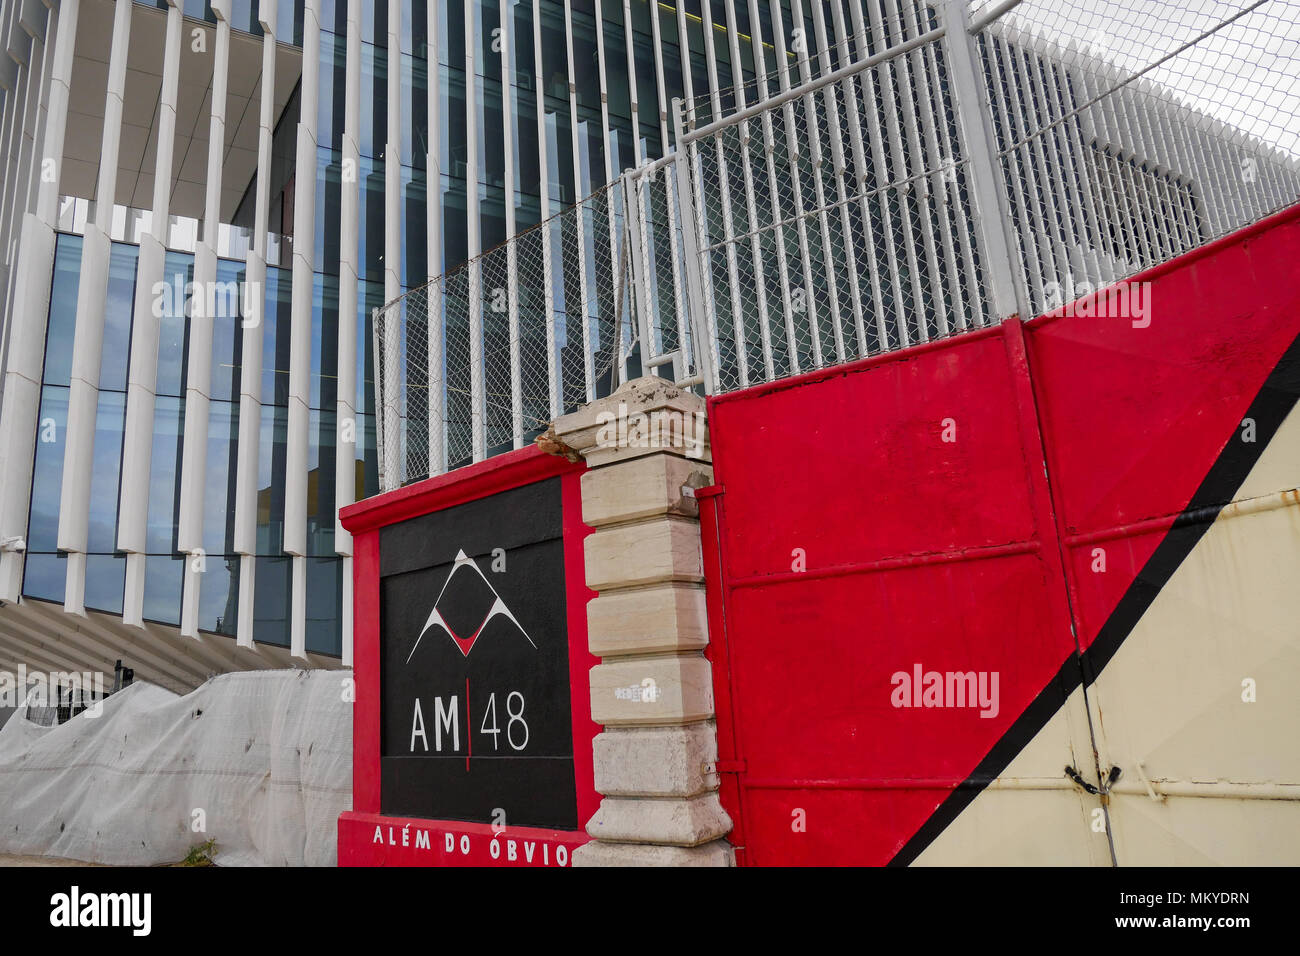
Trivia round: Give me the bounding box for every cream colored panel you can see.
[1091,407,1300,864]
[1092,408,1300,863]
[914,684,1109,866]
[915,405,1300,866]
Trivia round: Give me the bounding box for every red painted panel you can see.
[703,203,1300,866]
[1027,208,1300,649]
[705,323,1077,865]
[709,329,1038,582]
[726,554,1068,865]
[352,529,382,813]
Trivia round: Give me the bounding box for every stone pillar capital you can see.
[549,376,710,467]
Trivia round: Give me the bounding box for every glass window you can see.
[102,243,137,388]
[156,252,195,398]
[202,401,240,557]
[361,0,388,46]
[403,0,429,57]
[263,264,293,407]
[512,0,535,84]
[43,236,83,387]
[603,17,632,125]
[401,52,430,167]
[361,43,388,160]
[358,278,382,418]
[143,555,183,627]
[315,147,344,273]
[229,0,262,37]
[26,386,69,554]
[545,101,573,206]
[85,554,126,616]
[360,156,386,280]
[253,555,292,647]
[146,396,184,554]
[633,29,662,157]
[256,403,289,556]
[318,0,346,35]
[355,411,379,499]
[441,173,469,270]
[22,553,65,605]
[305,557,342,655]
[211,258,246,402]
[479,182,508,250]
[307,408,337,556]
[277,0,304,46]
[310,272,340,411]
[86,391,127,555]
[198,554,239,637]
[481,74,507,190]
[514,80,541,201]
[476,0,500,80]
[401,166,429,286]
[318,30,346,152]
[440,0,463,69]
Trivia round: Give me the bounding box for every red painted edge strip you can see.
[338,813,586,867]
[340,444,584,533]
[562,468,601,829]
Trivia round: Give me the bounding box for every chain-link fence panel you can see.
[375,0,1300,485]
[372,178,640,491]
[974,0,1300,318]
[678,4,996,394]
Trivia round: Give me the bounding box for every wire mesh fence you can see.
[977,0,1300,318]
[681,0,997,394]
[372,160,706,490]
[374,0,1300,490]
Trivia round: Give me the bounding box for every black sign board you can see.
[378,477,579,830]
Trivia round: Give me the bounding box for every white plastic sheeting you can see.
[0,669,352,866]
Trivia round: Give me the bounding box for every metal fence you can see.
[976,0,1300,318]
[374,0,1300,491]
[374,179,627,485]
[677,0,999,394]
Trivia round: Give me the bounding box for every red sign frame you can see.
[337,446,599,866]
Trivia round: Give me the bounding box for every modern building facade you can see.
[0,0,1295,692]
[0,0,829,690]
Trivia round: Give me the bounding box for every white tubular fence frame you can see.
[372,0,1300,491]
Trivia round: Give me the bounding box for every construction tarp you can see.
[0,669,352,866]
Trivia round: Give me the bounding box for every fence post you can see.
[671,98,716,394]
[371,305,388,492]
[624,169,655,380]
[428,279,446,478]
[940,0,1029,321]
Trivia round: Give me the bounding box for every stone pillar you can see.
[550,377,733,866]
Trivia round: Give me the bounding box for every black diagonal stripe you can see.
[890,329,1300,866]
[888,651,1081,867]
[1081,330,1300,684]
